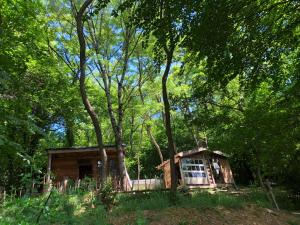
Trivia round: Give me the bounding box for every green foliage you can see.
[1,0,299,200]
[100,177,116,211]
[0,190,108,224]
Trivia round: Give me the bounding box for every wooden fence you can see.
[0,177,165,204]
[130,179,164,191]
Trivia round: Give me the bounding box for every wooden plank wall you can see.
[51,151,118,182]
[219,158,235,184]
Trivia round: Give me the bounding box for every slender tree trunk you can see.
[182,99,202,147]
[146,125,164,163]
[137,70,164,163]
[65,119,75,147]
[129,112,135,152]
[161,49,177,197]
[156,95,166,127]
[138,124,144,181]
[75,0,107,185]
[257,167,264,188]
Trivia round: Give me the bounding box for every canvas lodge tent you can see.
[157,148,235,188]
[46,145,132,190]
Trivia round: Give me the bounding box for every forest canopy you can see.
[0,0,299,192]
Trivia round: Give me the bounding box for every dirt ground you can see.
[109,205,300,225]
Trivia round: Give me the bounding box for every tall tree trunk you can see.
[88,20,133,190]
[161,49,177,197]
[99,48,128,191]
[75,0,107,185]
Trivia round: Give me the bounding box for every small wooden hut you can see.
[46,145,131,190]
[157,148,234,188]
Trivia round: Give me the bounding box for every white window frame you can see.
[180,157,209,185]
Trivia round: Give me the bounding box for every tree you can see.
[73,0,108,184]
[0,0,85,191]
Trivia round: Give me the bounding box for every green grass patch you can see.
[113,190,245,215]
[242,189,271,208]
[178,191,244,209]
[114,191,171,213]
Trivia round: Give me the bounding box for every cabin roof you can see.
[156,148,228,169]
[46,144,126,154]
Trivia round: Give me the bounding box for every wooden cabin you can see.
[157,148,235,188]
[46,145,132,190]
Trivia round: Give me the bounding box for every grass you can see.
[179,191,245,209]
[113,190,259,214]
[114,191,171,213]
[287,220,300,225]
[0,188,299,224]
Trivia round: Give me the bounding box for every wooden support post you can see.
[63,178,68,192]
[44,153,52,192]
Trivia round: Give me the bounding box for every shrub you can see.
[100,177,116,211]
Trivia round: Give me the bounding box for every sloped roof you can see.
[46,144,126,154]
[156,147,228,169]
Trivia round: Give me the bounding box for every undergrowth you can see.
[0,188,298,225]
[0,189,107,225]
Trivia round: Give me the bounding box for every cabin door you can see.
[78,160,93,179]
[180,158,209,185]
